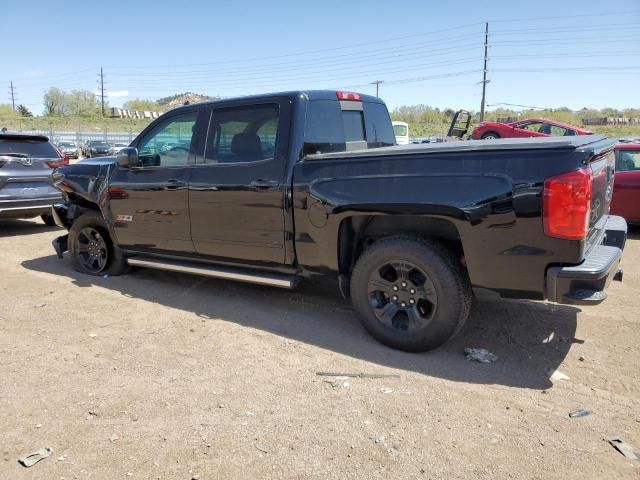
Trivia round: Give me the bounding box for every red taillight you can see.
[336,91,362,101]
[108,187,129,200]
[47,158,68,168]
[543,168,592,240]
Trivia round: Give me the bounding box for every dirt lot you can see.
[1,220,638,480]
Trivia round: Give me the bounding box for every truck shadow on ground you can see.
[0,219,60,238]
[23,250,581,390]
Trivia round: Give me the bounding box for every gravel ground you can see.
[1,219,638,480]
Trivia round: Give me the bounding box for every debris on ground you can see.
[109,433,119,442]
[323,377,351,389]
[464,348,498,363]
[18,447,52,467]
[569,409,590,418]
[380,387,394,394]
[608,437,639,460]
[547,369,570,381]
[316,372,400,379]
[254,444,269,454]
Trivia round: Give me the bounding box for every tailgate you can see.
[585,146,616,251]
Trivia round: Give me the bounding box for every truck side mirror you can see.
[117,147,139,167]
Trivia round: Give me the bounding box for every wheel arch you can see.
[338,214,466,278]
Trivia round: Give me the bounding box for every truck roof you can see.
[172,90,383,112]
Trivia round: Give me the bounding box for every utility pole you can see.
[479,22,489,122]
[98,67,105,117]
[371,80,384,97]
[9,81,16,111]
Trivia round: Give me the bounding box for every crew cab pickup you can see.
[50,90,626,352]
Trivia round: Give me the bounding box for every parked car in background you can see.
[58,141,80,159]
[110,142,129,155]
[610,142,640,224]
[472,118,592,140]
[392,121,409,145]
[82,140,111,158]
[0,132,66,225]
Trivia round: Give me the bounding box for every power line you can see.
[107,22,486,70]
[98,67,106,117]
[480,22,489,122]
[371,80,384,97]
[489,10,640,23]
[9,81,16,111]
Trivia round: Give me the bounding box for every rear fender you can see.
[300,173,514,282]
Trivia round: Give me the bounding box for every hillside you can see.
[156,92,216,107]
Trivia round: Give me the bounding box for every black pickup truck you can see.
[50,90,626,352]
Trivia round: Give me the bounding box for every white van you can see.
[392,121,409,145]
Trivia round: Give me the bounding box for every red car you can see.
[471,118,592,140]
[610,143,640,224]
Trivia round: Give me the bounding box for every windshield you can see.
[0,138,59,158]
[393,124,408,136]
[90,141,109,146]
[59,142,76,147]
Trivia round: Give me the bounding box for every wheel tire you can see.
[481,132,500,140]
[41,214,56,227]
[350,236,471,352]
[69,210,129,276]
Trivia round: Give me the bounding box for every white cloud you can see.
[22,69,43,78]
[108,90,130,98]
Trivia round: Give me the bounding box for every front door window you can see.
[137,112,197,167]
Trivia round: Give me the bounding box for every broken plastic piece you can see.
[608,437,639,460]
[464,348,498,363]
[568,409,590,418]
[18,447,53,467]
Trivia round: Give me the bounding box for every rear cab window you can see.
[303,98,395,155]
[0,137,59,158]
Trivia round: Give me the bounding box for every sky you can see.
[3,0,640,115]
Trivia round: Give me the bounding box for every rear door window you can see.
[204,104,279,164]
[0,138,59,158]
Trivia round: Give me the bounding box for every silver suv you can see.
[0,132,66,225]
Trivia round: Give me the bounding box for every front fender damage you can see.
[50,160,119,258]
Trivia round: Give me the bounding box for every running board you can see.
[127,257,297,289]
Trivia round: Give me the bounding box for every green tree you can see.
[43,87,68,116]
[123,99,162,111]
[17,104,33,117]
[0,103,17,117]
[68,90,100,116]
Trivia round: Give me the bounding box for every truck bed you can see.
[306,135,611,160]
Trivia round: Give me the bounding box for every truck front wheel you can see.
[350,236,471,352]
[69,211,129,276]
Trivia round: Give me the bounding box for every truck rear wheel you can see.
[69,211,129,276]
[350,236,471,352]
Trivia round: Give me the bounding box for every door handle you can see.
[250,179,279,190]
[164,179,186,190]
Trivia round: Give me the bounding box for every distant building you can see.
[109,108,163,119]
